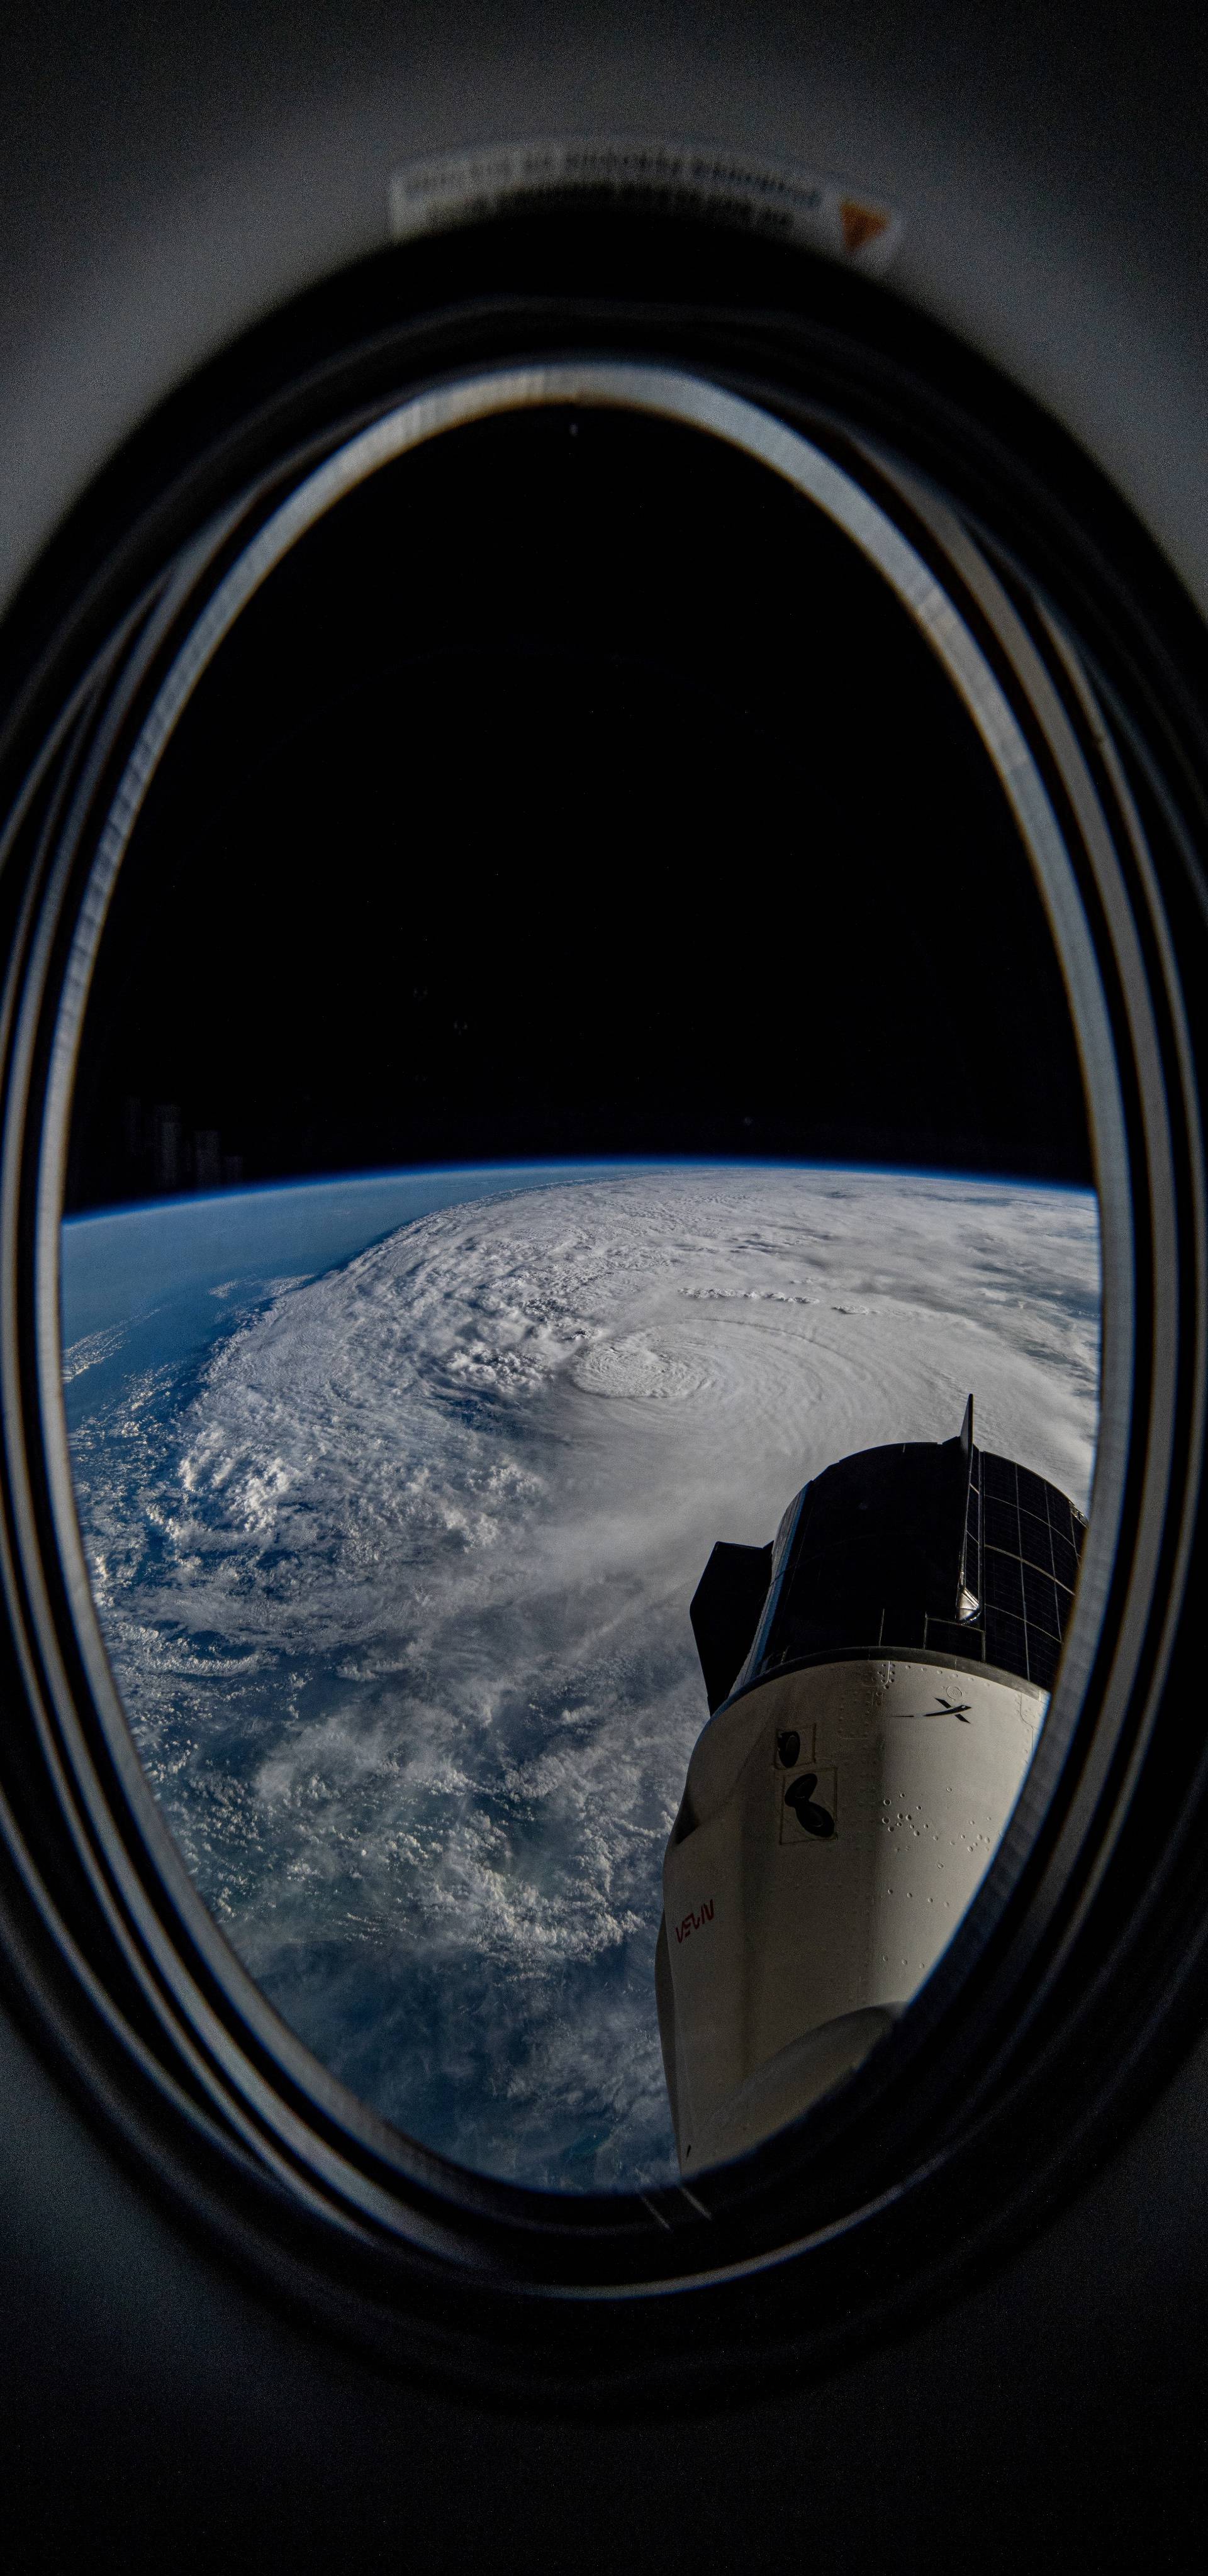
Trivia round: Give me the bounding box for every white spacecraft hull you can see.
[657,1654,1043,2173]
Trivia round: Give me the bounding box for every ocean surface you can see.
[64,1160,1101,2190]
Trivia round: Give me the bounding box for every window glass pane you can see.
[60,399,1100,2189]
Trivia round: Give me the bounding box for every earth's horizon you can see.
[63,1158,1102,2192]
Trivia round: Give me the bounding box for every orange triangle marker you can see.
[839,199,890,257]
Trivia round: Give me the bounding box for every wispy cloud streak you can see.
[69,1168,1100,2189]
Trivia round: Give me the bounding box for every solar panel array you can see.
[744,1431,1088,1696]
[954,1448,1087,1689]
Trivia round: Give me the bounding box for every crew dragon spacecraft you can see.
[656,1401,1087,2173]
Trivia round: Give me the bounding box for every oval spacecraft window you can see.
[48,370,1107,2198]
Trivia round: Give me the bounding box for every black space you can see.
[66,403,1092,1211]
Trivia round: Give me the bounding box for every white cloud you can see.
[69,1167,1100,2190]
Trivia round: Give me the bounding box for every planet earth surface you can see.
[62,1161,1101,2192]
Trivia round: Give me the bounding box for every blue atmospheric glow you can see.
[62,1159,1101,2192]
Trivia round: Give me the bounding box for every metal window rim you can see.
[0,299,1202,2398]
